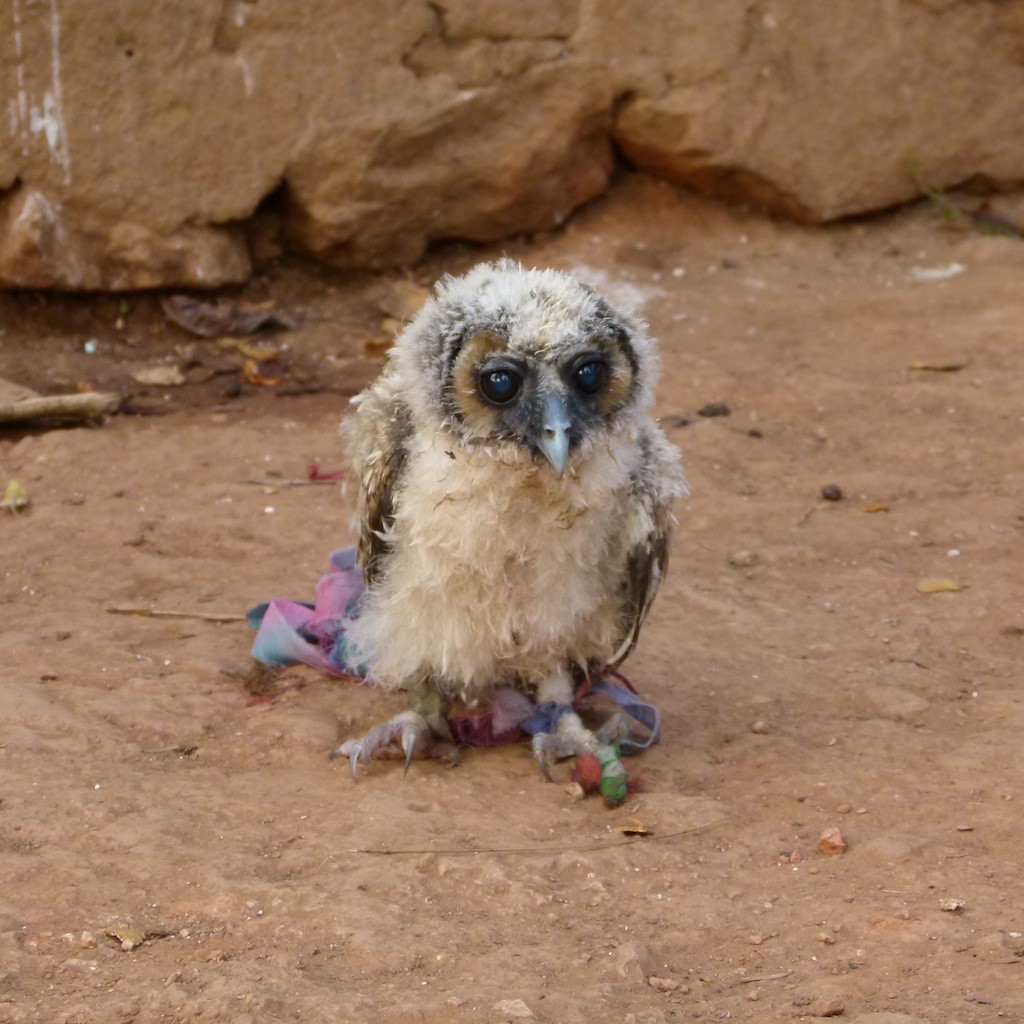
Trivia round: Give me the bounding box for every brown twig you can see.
[0,391,120,425]
[106,605,246,623]
[729,970,794,987]
[241,478,338,487]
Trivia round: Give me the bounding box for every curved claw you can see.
[327,740,350,762]
[402,726,419,776]
[532,733,572,782]
[327,739,365,779]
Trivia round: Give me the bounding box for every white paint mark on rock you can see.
[10,0,73,181]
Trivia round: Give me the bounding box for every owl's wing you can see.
[342,376,412,587]
[607,427,686,670]
[358,436,408,587]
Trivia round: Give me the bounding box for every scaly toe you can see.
[532,732,576,781]
[329,711,458,778]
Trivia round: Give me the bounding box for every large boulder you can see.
[2,0,1023,289]
[611,0,1024,221]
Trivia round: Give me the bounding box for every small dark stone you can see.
[821,484,844,502]
[698,402,731,418]
[747,428,763,438]
[223,379,243,399]
[672,416,693,428]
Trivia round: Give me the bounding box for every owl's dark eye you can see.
[574,360,606,396]
[479,367,522,405]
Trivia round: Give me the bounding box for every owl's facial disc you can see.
[449,330,635,469]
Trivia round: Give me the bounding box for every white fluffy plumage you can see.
[335,260,685,773]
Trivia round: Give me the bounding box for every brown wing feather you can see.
[358,440,408,587]
[608,501,672,670]
[345,383,412,588]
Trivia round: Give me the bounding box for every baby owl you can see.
[330,260,685,779]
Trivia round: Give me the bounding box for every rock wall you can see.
[2,0,1024,289]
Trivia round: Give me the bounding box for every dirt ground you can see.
[2,176,1023,1024]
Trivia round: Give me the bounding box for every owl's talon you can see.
[401,725,420,776]
[326,738,366,777]
[330,710,453,778]
[531,708,616,786]
[532,732,575,781]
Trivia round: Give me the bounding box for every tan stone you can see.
[3,0,1024,288]
[613,0,1024,220]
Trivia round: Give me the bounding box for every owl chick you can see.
[329,260,685,778]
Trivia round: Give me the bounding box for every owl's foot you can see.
[531,708,632,806]
[531,708,599,777]
[328,710,458,778]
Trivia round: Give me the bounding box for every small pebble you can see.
[747,428,764,438]
[492,998,533,1019]
[818,827,846,856]
[750,720,770,734]
[806,998,845,1017]
[821,484,844,502]
[939,898,966,913]
[648,976,680,992]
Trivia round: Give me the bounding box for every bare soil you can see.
[2,177,1023,1024]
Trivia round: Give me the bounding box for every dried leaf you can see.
[863,503,889,513]
[131,364,186,387]
[910,361,967,372]
[242,360,281,387]
[612,820,654,837]
[105,927,149,952]
[1,479,30,513]
[162,295,296,338]
[916,578,965,594]
[215,337,281,361]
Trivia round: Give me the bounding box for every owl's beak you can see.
[537,392,571,475]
